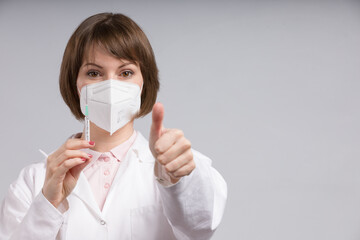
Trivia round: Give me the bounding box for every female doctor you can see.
[0,13,227,240]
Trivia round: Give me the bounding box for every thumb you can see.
[150,102,164,140]
[149,102,164,153]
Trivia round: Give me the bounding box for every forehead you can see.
[82,43,136,66]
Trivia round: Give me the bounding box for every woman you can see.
[0,13,227,240]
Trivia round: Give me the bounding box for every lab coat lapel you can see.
[101,149,133,214]
[101,132,154,214]
[71,172,102,216]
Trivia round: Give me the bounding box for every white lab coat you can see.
[0,132,227,240]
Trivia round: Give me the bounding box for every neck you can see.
[81,121,135,152]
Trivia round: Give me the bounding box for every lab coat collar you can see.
[79,130,154,163]
[70,129,155,164]
[129,131,155,163]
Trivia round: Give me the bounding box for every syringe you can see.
[84,85,90,141]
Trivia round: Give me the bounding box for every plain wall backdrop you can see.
[1,0,360,239]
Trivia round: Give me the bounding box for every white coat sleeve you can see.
[156,149,227,240]
[0,165,66,240]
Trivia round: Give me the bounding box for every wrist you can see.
[42,188,61,209]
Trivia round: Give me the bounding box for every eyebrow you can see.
[83,62,134,69]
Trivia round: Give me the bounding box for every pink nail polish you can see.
[89,141,95,145]
[81,157,87,161]
[88,154,93,158]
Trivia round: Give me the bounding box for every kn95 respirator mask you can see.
[79,79,141,135]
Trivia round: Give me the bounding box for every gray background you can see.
[1,0,360,239]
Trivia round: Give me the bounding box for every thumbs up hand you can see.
[149,103,196,184]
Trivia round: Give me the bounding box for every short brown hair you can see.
[59,12,159,120]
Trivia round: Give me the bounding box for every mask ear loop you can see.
[139,83,144,96]
[132,83,143,120]
[77,86,82,98]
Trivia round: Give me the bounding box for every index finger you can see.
[52,139,94,158]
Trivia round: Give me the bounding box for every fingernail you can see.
[88,154,93,158]
[89,141,95,145]
[81,157,87,161]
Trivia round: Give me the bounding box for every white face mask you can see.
[79,79,141,135]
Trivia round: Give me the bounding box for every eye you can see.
[120,70,133,78]
[87,70,101,78]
